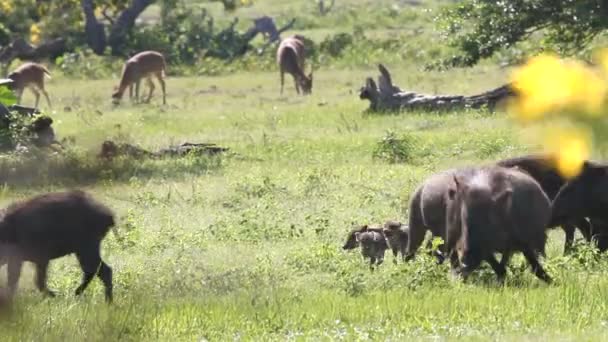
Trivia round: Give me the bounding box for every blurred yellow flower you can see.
[509,54,607,121]
[544,127,591,179]
[30,24,41,45]
[594,48,608,77]
[0,0,13,14]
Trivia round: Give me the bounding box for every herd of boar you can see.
[5,153,606,304]
[344,154,608,283]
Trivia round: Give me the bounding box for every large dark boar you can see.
[405,168,476,262]
[551,161,608,249]
[496,154,592,251]
[446,166,552,283]
[0,190,115,302]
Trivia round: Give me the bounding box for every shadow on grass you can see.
[0,148,224,188]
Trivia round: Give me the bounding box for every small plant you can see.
[372,130,417,164]
[319,33,354,57]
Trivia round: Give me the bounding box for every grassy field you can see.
[1,0,608,341]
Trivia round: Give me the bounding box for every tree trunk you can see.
[359,64,515,112]
[108,0,155,55]
[81,0,107,55]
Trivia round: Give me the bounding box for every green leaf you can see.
[0,85,17,106]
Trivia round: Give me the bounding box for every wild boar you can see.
[551,160,608,249]
[355,230,388,270]
[382,220,409,263]
[342,224,388,269]
[0,190,115,302]
[405,168,477,262]
[446,166,552,283]
[496,154,592,251]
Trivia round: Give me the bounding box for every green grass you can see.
[1,0,608,340]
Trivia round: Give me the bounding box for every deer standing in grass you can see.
[112,51,167,105]
[277,35,313,95]
[7,62,52,109]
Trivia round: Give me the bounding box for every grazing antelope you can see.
[7,62,52,109]
[112,50,167,105]
[277,35,313,95]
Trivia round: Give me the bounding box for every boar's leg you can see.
[576,218,592,242]
[392,248,399,264]
[34,260,56,297]
[486,256,507,282]
[405,188,425,261]
[6,257,22,297]
[562,223,576,253]
[522,249,552,284]
[75,246,113,303]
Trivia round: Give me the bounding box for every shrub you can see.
[372,130,418,164]
[319,33,354,57]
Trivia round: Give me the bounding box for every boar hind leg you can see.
[522,249,552,284]
[562,223,576,254]
[35,260,56,297]
[7,257,22,297]
[75,245,113,302]
[392,248,399,264]
[486,256,507,282]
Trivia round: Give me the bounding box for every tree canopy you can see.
[432,0,608,69]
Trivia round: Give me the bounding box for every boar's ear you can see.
[354,232,362,242]
[361,224,369,231]
[493,188,513,207]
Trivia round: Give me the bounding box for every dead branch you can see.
[359,64,515,112]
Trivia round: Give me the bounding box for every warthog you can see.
[405,155,593,263]
[382,220,409,263]
[0,190,116,302]
[446,166,552,283]
[551,160,608,250]
[406,168,477,262]
[497,154,592,251]
[343,224,388,269]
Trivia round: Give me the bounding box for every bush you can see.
[372,130,418,164]
[319,33,354,57]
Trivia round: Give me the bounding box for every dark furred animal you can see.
[551,161,608,249]
[405,155,591,262]
[355,230,387,270]
[0,190,115,302]
[446,166,552,283]
[496,154,592,251]
[382,220,409,263]
[405,168,476,262]
[343,224,383,250]
[277,35,313,95]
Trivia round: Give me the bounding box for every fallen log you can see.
[359,64,515,112]
[98,141,229,160]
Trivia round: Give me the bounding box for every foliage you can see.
[0,112,41,151]
[319,32,353,57]
[55,50,124,79]
[432,0,608,69]
[372,130,418,164]
[0,85,17,106]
